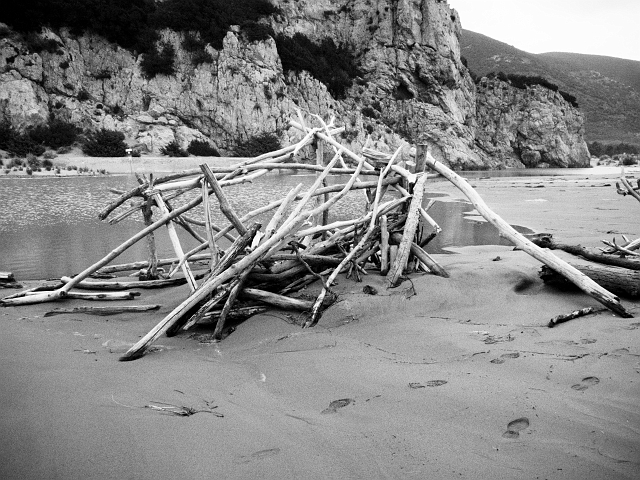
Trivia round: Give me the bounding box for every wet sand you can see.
[1,167,639,479]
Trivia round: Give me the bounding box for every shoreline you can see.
[1,164,639,479]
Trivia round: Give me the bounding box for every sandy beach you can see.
[1,164,639,479]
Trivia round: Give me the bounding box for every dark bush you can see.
[161,140,188,157]
[234,132,281,157]
[25,32,63,53]
[0,121,15,151]
[28,119,79,149]
[588,141,640,157]
[42,158,54,169]
[559,90,579,108]
[187,139,219,156]
[82,129,127,157]
[275,33,361,99]
[241,21,274,43]
[26,154,41,169]
[361,106,378,119]
[6,134,46,157]
[77,89,91,101]
[141,42,176,79]
[622,156,637,166]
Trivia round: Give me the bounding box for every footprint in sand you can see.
[234,448,281,464]
[580,338,597,344]
[321,398,354,414]
[571,376,600,391]
[490,352,520,364]
[502,417,530,439]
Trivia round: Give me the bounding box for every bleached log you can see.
[389,233,449,278]
[380,215,390,275]
[152,193,197,291]
[44,305,160,317]
[59,275,205,290]
[387,173,428,287]
[425,153,632,318]
[241,288,314,310]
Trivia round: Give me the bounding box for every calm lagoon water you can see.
[0,172,531,281]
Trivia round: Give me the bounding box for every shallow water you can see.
[0,173,531,280]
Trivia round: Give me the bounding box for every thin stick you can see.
[548,307,603,328]
[200,163,248,235]
[153,193,197,291]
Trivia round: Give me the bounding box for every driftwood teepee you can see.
[1,112,632,360]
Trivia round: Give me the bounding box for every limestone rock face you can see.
[0,1,589,168]
[475,78,590,168]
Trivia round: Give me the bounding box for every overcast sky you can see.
[447,0,640,61]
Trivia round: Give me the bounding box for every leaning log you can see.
[425,153,633,318]
[389,233,449,278]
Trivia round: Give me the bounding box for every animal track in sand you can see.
[571,376,600,391]
[321,398,354,414]
[502,417,530,439]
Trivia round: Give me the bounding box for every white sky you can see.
[447,0,640,61]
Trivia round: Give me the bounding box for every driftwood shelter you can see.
[1,113,634,360]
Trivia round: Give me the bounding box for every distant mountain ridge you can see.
[460,29,640,145]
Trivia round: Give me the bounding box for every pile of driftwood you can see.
[1,112,634,360]
[0,114,451,360]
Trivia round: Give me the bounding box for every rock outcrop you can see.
[475,78,590,167]
[0,0,589,168]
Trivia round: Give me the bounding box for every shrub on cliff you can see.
[161,141,188,157]
[28,119,79,149]
[82,129,127,157]
[275,33,361,99]
[234,132,281,157]
[141,42,176,79]
[187,140,219,156]
[0,123,46,157]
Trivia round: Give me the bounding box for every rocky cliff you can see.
[0,0,589,168]
[475,78,591,167]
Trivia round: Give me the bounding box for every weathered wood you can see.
[387,173,428,287]
[58,291,140,301]
[380,215,390,275]
[59,275,204,290]
[95,254,211,275]
[533,237,640,271]
[200,163,248,235]
[202,180,219,270]
[151,193,198,290]
[306,147,402,327]
[539,263,640,298]
[212,270,251,340]
[120,155,365,359]
[44,305,161,317]
[547,307,603,328]
[200,306,267,323]
[241,288,314,310]
[414,143,428,173]
[141,179,159,280]
[389,233,449,278]
[425,153,633,318]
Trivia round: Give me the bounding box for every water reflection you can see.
[0,173,531,280]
